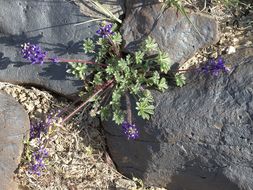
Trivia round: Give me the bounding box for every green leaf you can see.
[111,32,122,45]
[135,51,145,65]
[151,71,160,85]
[144,36,158,52]
[136,101,155,120]
[175,73,186,87]
[130,82,141,95]
[156,51,171,74]
[83,38,95,53]
[142,90,154,103]
[100,106,110,121]
[118,58,128,71]
[105,65,115,75]
[111,89,122,103]
[94,72,103,85]
[112,110,124,124]
[158,77,168,92]
[67,62,88,80]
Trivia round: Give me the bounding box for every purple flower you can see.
[96,23,114,38]
[122,121,139,140]
[21,43,47,65]
[30,121,48,140]
[29,145,48,176]
[30,109,61,140]
[200,57,229,76]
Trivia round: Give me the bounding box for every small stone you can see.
[226,46,236,54]
[19,96,27,102]
[24,103,35,113]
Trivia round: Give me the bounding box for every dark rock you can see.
[0,91,30,190]
[104,48,253,190]
[0,0,98,98]
[121,1,219,67]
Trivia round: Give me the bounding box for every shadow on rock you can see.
[0,52,11,70]
[0,32,43,48]
[167,159,240,190]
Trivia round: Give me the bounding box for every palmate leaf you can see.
[144,36,158,52]
[135,51,145,64]
[83,38,95,53]
[175,73,186,87]
[136,100,155,120]
[158,77,168,92]
[142,90,154,103]
[112,109,124,124]
[111,32,122,45]
[157,51,172,74]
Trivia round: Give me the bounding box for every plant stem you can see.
[61,80,114,123]
[108,35,121,58]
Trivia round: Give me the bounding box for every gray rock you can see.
[0,0,99,98]
[121,1,219,66]
[104,48,253,190]
[0,91,30,190]
[74,0,125,19]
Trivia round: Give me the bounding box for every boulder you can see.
[121,0,219,67]
[0,0,99,98]
[74,0,125,19]
[104,48,253,190]
[0,91,30,190]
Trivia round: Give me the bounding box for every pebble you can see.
[226,46,236,54]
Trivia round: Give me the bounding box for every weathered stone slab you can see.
[0,91,30,190]
[121,1,219,66]
[74,0,125,19]
[0,0,98,98]
[104,48,253,190]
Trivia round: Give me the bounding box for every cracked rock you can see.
[104,48,253,190]
[0,91,30,190]
[0,0,96,98]
[121,1,219,67]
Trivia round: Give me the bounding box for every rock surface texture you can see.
[0,91,30,190]
[121,1,219,66]
[0,0,98,98]
[74,0,125,19]
[104,48,253,190]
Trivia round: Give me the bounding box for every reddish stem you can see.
[61,80,114,123]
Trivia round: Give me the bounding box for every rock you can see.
[74,0,125,19]
[0,91,30,190]
[121,1,219,66]
[0,0,99,98]
[104,48,253,190]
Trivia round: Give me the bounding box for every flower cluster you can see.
[30,121,48,140]
[122,121,139,140]
[29,145,48,176]
[200,57,229,76]
[21,43,47,65]
[96,22,114,38]
[30,110,61,140]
